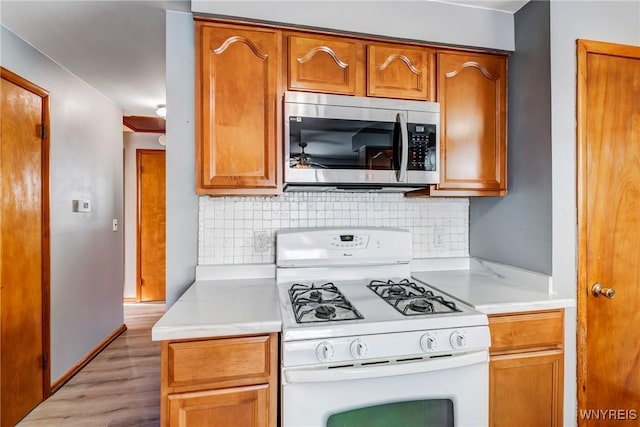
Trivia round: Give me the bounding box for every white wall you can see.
[123,132,165,299]
[1,25,125,381]
[191,0,515,51]
[549,1,640,424]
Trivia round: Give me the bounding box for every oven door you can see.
[284,101,408,186]
[282,350,488,427]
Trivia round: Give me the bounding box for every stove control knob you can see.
[450,331,467,349]
[350,339,368,359]
[316,342,335,362]
[420,333,438,352]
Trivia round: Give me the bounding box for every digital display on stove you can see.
[340,235,354,242]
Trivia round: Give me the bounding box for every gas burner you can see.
[387,286,408,298]
[368,279,460,316]
[408,298,434,313]
[289,283,363,324]
[315,305,336,320]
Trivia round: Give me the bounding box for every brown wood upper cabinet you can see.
[428,51,507,196]
[367,43,435,101]
[195,21,281,195]
[287,33,365,96]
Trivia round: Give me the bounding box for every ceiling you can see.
[1,1,527,117]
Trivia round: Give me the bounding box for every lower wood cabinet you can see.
[488,310,564,427]
[167,385,269,427]
[160,333,278,427]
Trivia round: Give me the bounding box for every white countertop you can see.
[151,277,281,341]
[152,258,576,341]
[412,259,575,315]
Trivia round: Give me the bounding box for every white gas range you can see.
[276,228,491,427]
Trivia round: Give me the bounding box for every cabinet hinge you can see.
[43,352,48,369]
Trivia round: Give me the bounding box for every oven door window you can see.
[326,399,454,427]
[288,117,400,171]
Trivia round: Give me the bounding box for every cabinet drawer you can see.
[489,310,563,354]
[167,335,273,389]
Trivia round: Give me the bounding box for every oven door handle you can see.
[283,350,488,384]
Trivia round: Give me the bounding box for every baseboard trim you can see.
[50,324,127,393]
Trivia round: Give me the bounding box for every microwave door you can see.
[285,103,403,186]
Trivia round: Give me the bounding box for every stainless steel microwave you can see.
[284,91,440,192]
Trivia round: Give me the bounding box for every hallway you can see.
[17,303,165,427]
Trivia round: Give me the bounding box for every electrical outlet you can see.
[254,231,269,252]
[434,229,444,248]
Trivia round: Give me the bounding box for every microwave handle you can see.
[396,113,408,182]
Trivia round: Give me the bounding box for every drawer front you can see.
[489,310,564,354]
[168,335,272,388]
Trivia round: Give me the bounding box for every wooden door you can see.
[287,33,365,96]
[577,40,640,426]
[168,385,269,427]
[195,22,281,195]
[433,51,507,195]
[0,68,50,426]
[137,150,166,302]
[367,43,434,101]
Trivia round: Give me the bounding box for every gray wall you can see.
[165,11,198,306]
[1,26,124,381]
[469,0,552,275]
[123,132,165,299]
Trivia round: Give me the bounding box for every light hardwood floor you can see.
[18,303,165,427]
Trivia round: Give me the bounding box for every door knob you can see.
[592,283,616,299]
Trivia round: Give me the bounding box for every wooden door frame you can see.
[0,67,51,397]
[135,149,165,302]
[576,39,640,425]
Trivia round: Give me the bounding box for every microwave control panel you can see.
[408,124,437,172]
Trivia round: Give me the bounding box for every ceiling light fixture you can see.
[156,104,167,119]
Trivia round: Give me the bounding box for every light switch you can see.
[73,199,91,213]
[112,219,118,232]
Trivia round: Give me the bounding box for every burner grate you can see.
[368,279,460,316]
[289,282,364,324]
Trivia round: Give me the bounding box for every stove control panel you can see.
[276,228,412,267]
[282,326,491,367]
[330,234,369,250]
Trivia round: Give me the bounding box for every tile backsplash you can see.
[198,193,469,265]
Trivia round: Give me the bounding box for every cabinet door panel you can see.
[167,335,272,389]
[368,44,434,100]
[489,310,563,354]
[168,385,269,427]
[436,52,507,192]
[288,34,364,95]
[196,23,280,193]
[490,351,563,427]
